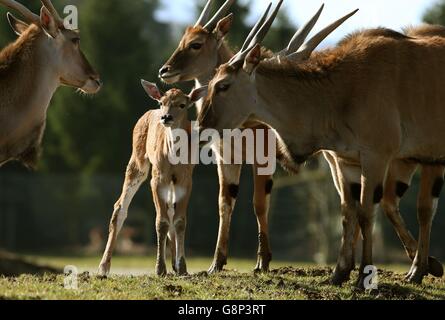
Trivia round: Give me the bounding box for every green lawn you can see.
[0,255,444,300]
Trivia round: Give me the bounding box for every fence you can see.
[1,157,444,263]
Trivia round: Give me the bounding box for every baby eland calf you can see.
[99,81,202,276]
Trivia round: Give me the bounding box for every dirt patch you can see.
[271,266,333,277]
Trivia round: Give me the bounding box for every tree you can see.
[424,0,445,25]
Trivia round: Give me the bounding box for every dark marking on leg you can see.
[396,181,409,198]
[265,179,274,194]
[171,174,177,184]
[432,177,444,198]
[171,256,177,273]
[174,219,186,234]
[228,184,239,198]
[157,221,169,234]
[350,183,361,202]
[373,184,383,204]
[173,203,177,210]
[258,232,272,261]
[177,256,187,275]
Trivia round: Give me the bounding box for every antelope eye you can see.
[179,104,186,109]
[71,38,80,45]
[190,43,203,50]
[216,83,230,93]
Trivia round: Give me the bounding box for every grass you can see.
[0,255,444,300]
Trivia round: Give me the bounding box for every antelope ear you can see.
[141,79,163,101]
[243,44,262,75]
[189,86,208,104]
[7,13,29,36]
[40,6,58,38]
[214,14,234,41]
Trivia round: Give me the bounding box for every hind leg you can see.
[407,165,445,283]
[381,161,419,259]
[381,161,443,278]
[172,183,192,276]
[168,233,177,273]
[98,158,149,276]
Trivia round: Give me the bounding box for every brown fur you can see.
[99,89,195,277]
[0,25,44,167]
[0,24,40,78]
[201,25,445,287]
[0,5,100,169]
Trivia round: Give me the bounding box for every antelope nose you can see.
[159,65,171,77]
[161,114,173,123]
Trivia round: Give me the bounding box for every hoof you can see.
[98,262,110,277]
[208,262,224,274]
[406,266,427,284]
[330,268,351,286]
[355,274,367,290]
[176,257,188,276]
[254,254,271,273]
[428,256,444,278]
[208,252,227,274]
[156,262,167,277]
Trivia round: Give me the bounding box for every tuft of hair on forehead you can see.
[185,25,210,36]
[164,88,187,99]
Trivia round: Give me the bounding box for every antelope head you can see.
[159,0,235,84]
[198,2,358,132]
[1,0,102,94]
[141,80,205,128]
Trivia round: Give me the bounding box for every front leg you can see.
[326,155,361,285]
[208,163,242,274]
[252,165,273,273]
[155,219,169,276]
[356,153,391,289]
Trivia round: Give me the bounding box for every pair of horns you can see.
[282,4,359,61]
[229,1,358,67]
[0,0,63,26]
[194,0,235,32]
[229,0,283,67]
